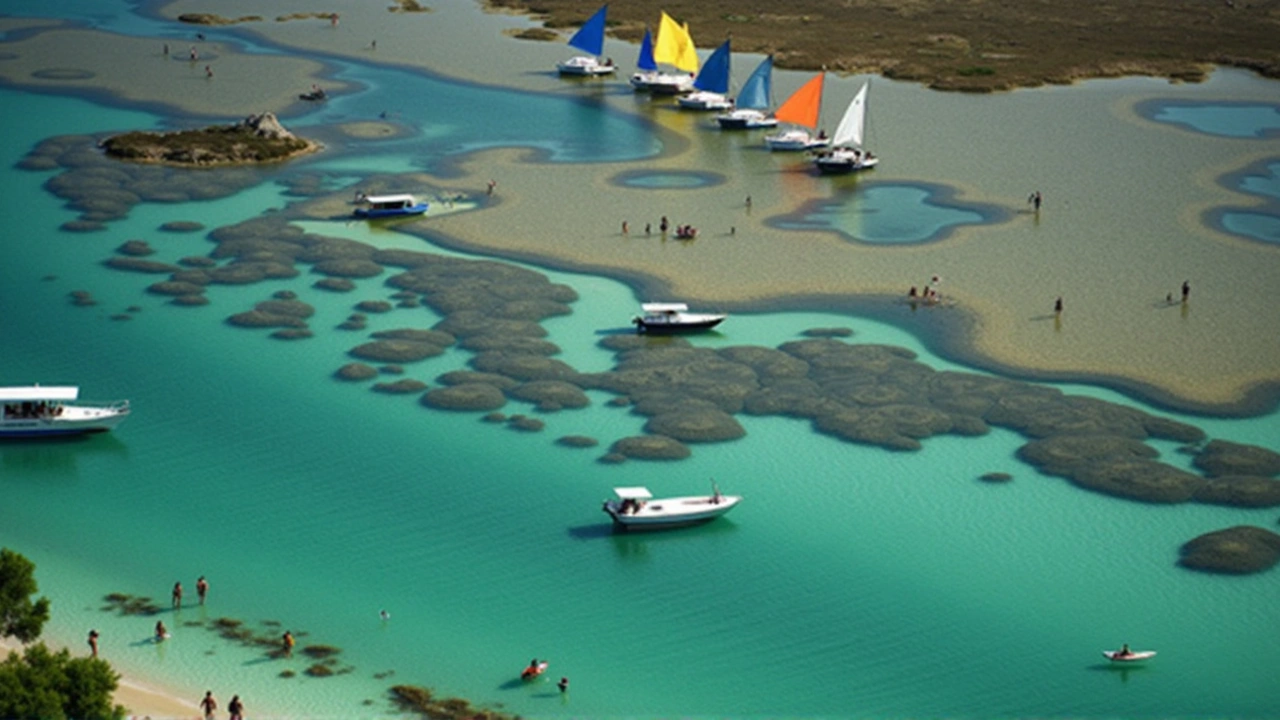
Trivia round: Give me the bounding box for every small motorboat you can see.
[603,484,741,530]
[1103,649,1156,662]
[632,303,726,334]
[353,193,428,219]
[1,385,130,438]
[299,86,327,102]
[521,660,548,680]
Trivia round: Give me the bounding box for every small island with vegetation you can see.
[101,112,317,166]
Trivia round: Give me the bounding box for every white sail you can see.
[832,83,868,148]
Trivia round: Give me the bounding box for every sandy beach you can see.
[0,636,199,719]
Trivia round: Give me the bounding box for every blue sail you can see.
[736,55,773,110]
[693,39,731,93]
[567,4,608,57]
[636,28,657,71]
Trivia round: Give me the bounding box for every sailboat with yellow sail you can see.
[764,73,832,151]
[629,11,697,94]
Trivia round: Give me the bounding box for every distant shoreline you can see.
[484,0,1280,92]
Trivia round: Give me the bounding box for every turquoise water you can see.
[3,9,1280,720]
[1146,101,1280,138]
[772,183,994,244]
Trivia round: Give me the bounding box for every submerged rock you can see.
[1178,526,1280,575]
[1192,440,1280,478]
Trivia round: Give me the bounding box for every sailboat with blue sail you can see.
[557,4,616,76]
[678,39,732,110]
[630,11,696,94]
[716,56,778,129]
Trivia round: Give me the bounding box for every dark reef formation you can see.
[1178,526,1280,574]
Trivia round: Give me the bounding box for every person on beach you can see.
[200,691,217,720]
[88,629,99,657]
[156,620,168,642]
[196,576,209,605]
[172,581,183,609]
[282,630,295,657]
[228,694,244,720]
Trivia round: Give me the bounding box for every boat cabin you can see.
[354,194,429,218]
[611,486,653,515]
[1,386,77,420]
[640,303,689,321]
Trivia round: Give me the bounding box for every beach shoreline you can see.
[0,636,200,719]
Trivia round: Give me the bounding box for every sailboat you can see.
[715,56,777,130]
[556,4,616,76]
[764,73,831,151]
[814,82,878,173]
[677,39,731,110]
[630,11,696,94]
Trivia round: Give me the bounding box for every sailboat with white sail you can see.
[677,39,731,110]
[715,56,777,130]
[556,4,616,76]
[764,72,830,151]
[813,82,878,173]
[630,11,697,94]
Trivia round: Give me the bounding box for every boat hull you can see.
[604,495,741,530]
[632,72,694,94]
[1103,651,1156,662]
[814,152,879,175]
[353,203,428,219]
[716,110,777,130]
[557,57,616,76]
[634,316,725,334]
[0,411,129,438]
[765,130,831,152]
[678,92,731,111]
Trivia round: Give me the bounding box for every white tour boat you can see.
[1,386,130,438]
[603,485,742,530]
[632,302,727,333]
[353,194,429,219]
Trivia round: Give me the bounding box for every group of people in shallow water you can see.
[907,275,944,305]
[522,659,570,693]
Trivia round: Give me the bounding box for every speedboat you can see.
[632,302,726,333]
[603,485,741,530]
[353,194,428,219]
[1103,649,1156,662]
[1,386,129,437]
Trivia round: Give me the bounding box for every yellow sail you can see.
[652,12,683,66]
[676,22,699,73]
[653,12,699,73]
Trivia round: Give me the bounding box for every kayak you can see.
[1103,650,1156,662]
[521,661,548,680]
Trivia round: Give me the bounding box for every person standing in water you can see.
[282,630,295,658]
[172,581,183,609]
[87,630,99,657]
[227,694,244,720]
[200,691,216,720]
[196,576,209,605]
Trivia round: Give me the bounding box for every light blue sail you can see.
[736,55,773,110]
[636,27,657,71]
[567,4,608,56]
[693,39,731,93]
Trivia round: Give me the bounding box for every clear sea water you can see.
[2,3,1280,719]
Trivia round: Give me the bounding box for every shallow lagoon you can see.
[2,2,1280,718]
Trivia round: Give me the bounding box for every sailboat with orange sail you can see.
[764,73,831,151]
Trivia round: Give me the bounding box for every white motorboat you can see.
[1,386,130,438]
[556,5,617,76]
[632,302,726,333]
[353,193,428,218]
[603,485,742,530]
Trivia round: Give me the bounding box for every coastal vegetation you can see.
[1,549,124,720]
[101,113,314,167]
[491,0,1280,91]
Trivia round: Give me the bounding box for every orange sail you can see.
[773,73,824,129]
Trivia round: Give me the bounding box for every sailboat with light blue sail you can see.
[716,55,778,129]
[678,39,732,110]
[556,4,616,76]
